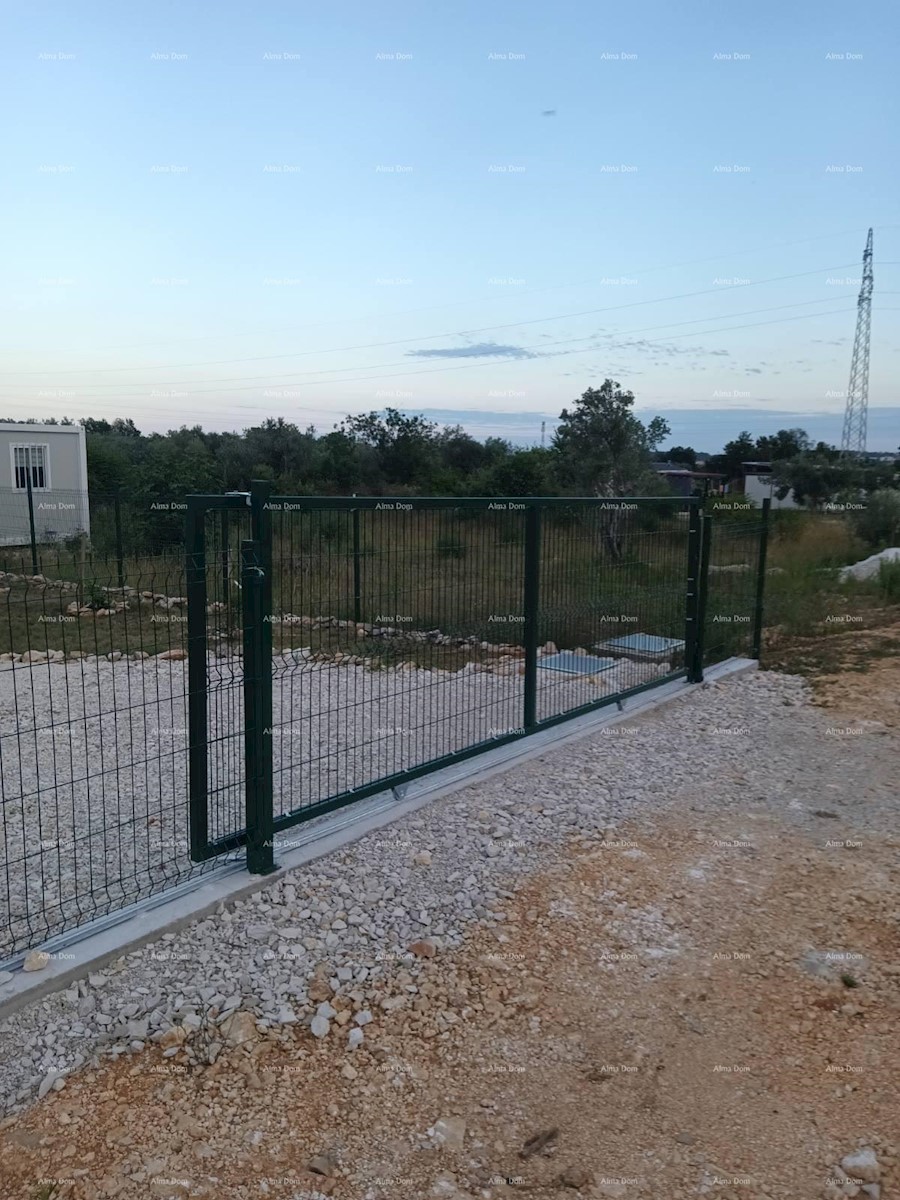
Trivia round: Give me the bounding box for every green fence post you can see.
[694,510,712,681]
[751,497,771,659]
[186,498,209,862]
[25,459,39,576]
[352,497,362,626]
[114,490,126,589]
[219,507,230,613]
[523,502,542,729]
[245,480,275,874]
[684,499,702,682]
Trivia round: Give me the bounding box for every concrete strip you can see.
[0,657,756,1017]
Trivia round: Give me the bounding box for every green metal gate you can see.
[187,486,740,876]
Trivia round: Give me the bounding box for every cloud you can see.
[594,333,732,361]
[406,341,537,360]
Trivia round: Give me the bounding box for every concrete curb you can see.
[0,657,756,1019]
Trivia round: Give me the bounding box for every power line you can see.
[0,295,844,392]
[0,305,858,406]
[13,226,880,356]
[0,264,865,378]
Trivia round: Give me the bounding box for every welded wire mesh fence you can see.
[0,547,225,960]
[248,495,696,836]
[701,498,770,666]
[0,487,187,576]
[1,486,771,960]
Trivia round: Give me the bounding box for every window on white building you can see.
[12,444,50,490]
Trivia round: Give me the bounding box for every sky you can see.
[1,0,898,451]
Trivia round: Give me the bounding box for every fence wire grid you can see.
[1,489,769,959]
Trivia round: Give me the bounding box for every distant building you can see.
[654,463,725,497]
[0,422,90,545]
[738,461,800,509]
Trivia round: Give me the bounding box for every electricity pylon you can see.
[840,228,873,456]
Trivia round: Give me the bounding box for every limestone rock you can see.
[840,1149,880,1184]
[222,1010,258,1047]
[432,1116,466,1150]
[409,938,437,959]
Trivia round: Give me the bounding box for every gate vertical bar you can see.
[352,497,362,626]
[250,479,274,581]
[186,499,210,860]
[684,498,702,682]
[523,501,542,729]
[220,507,230,613]
[693,510,712,681]
[245,480,275,874]
[752,497,771,659]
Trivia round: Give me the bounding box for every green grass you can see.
[876,559,900,602]
[30,1185,59,1200]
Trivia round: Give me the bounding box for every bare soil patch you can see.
[2,792,898,1199]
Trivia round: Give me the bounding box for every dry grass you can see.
[0,510,894,667]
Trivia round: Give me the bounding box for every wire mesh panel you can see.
[0,487,189,564]
[263,496,696,832]
[702,509,767,666]
[0,537,219,960]
[265,498,529,828]
[186,498,253,859]
[537,501,691,721]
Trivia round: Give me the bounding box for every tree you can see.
[707,432,756,482]
[473,447,552,496]
[769,455,856,508]
[755,428,810,461]
[771,453,898,509]
[552,380,670,556]
[552,381,670,494]
[665,445,697,469]
[434,426,492,477]
[241,418,318,490]
[341,408,439,489]
[852,490,900,547]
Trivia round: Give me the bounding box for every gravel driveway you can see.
[0,654,664,957]
[1,666,895,1125]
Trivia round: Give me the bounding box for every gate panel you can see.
[260,495,697,838]
[703,498,770,668]
[265,497,529,831]
[186,492,253,861]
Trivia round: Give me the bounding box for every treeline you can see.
[73,384,676,500]
[5,385,897,515]
[77,412,549,498]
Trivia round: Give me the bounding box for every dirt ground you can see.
[1,656,898,1200]
[765,619,900,729]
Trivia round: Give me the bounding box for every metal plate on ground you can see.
[538,651,617,676]
[594,633,685,662]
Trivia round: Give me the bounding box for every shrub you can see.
[877,559,900,602]
[851,490,900,548]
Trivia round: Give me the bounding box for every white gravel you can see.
[2,666,894,1114]
[0,653,665,957]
